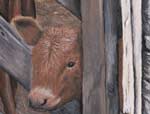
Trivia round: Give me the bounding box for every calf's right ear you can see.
[11,16,43,45]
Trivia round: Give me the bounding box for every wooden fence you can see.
[81,0,147,114]
[1,0,150,114]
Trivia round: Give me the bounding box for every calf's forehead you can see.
[33,26,81,54]
[32,26,81,68]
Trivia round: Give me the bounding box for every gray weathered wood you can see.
[57,0,80,17]
[104,0,119,113]
[81,0,106,114]
[0,16,31,90]
[142,0,150,114]
[131,0,142,114]
[51,100,81,114]
[120,0,134,113]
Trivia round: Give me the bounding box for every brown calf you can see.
[0,0,81,112]
[13,11,82,110]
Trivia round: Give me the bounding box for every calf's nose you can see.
[28,88,53,108]
[28,96,47,107]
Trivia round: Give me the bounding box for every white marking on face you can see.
[32,87,55,98]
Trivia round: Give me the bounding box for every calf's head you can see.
[12,16,82,110]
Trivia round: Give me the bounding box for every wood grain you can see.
[81,0,106,114]
[0,16,31,90]
[57,0,80,17]
[142,0,150,114]
[104,0,120,113]
[131,0,142,114]
[120,0,134,113]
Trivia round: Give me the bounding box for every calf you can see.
[12,13,82,110]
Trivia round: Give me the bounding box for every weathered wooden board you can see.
[120,0,134,113]
[51,100,81,114]
[0,0,36,21]
[81,0,106,114]
[21,0,36,18]
[131,0,142,114]
[0,0,9,21]
[57,0,80,17]
[103,0,120,114]
[0,16,31,90]
[142,0,150,114]
[119,0,142,114]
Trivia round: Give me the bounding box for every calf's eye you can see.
[67,61,75,68]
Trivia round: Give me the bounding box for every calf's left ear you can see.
[11,16,43,45]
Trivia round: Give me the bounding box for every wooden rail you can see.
[0,16,31,90]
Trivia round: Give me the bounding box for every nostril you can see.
[28,98,47,108]
[28,99,47,108]
[40,99,47,106]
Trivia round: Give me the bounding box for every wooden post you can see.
[104,0,120,114]
[0,0,9,20]
[119,0,142,114]
[120,0,134,113]
[8,0,22,21]
[119,0,134,113]
[81,0,106,114]
[21,0,36,18]
[131,0,142,114]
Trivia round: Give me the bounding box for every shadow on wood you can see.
[142,0,150,113]
[57,0,80,17]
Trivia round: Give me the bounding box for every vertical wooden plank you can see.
[142,0,150,114]
[104,0,119,114]
[81,0,106,114]
[0,0,9,20]
[21,0,36,18]
[8,0,21,21]
[120,0,134,113]
[131,0,142,114]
